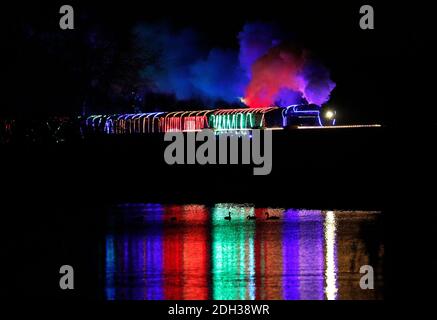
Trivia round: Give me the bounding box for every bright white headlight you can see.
[325,110,334,119]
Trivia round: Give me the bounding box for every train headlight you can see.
[325,110,335,119]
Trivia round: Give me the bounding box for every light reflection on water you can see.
[104,203,383,300]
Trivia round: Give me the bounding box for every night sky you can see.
[3,1,428,126]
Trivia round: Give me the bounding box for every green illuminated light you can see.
[210,113,257,130]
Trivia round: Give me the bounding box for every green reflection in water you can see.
[211,204,256,300]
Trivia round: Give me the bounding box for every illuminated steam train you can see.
[84,104,336,135]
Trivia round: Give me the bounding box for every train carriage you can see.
[84,104,335,135]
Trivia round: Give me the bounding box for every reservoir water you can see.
[104,203,383,300]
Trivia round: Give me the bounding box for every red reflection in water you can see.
[183,205,209,299]
[163,205,184,299]
[254,208,283,299]
[163,205,209,299]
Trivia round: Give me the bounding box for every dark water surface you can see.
[104,204,383,300]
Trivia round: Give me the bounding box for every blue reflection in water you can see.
[282,209,300,300]
[105,235,115,300]
[299,210,325,300]
[105,203,164,300]
[142,230,163,299]
[281,210,325,300]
